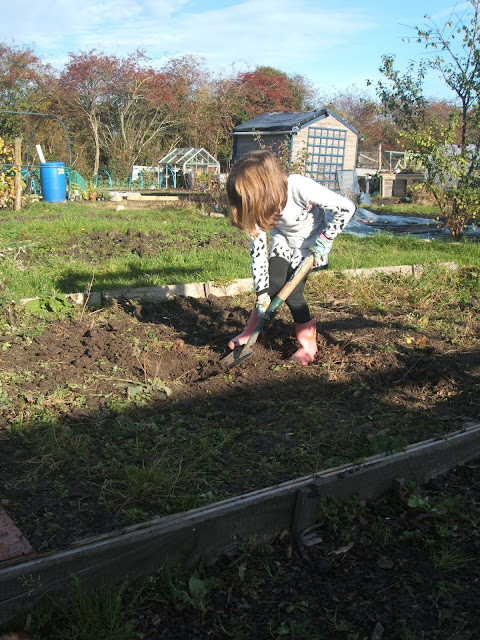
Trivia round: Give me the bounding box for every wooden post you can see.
[14,137,22,211]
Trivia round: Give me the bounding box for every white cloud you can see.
[0,0,459,98]
[1,0,376,66]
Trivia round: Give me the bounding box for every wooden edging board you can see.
[1,421,479,627]
[18,262,459,308]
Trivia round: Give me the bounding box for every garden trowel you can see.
[221,254,314,369]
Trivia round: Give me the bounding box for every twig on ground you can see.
[80,272,95,321]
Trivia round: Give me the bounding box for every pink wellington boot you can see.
[228,308,260,350]
[290,317,317,365]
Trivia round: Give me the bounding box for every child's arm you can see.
[322,190,356,240]
[249,230,270,295]
[291,175,356,267]
[292,175,356,239]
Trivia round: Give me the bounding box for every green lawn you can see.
[0,201,479,301]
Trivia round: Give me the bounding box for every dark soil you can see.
[1,267,479,547]
[0,245,479,637]
[130,459,480,640]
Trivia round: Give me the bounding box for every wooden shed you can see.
[232,110,359,191]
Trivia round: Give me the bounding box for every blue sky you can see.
[0,0,470,101]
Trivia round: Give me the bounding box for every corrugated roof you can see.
[233,110,328,132]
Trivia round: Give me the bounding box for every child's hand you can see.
[255,293,271,316]
[309,234,333,266]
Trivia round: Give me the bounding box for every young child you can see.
[226,150,356,365]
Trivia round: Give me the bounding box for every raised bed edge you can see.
[1,421,479,627]
[17,262,459,308]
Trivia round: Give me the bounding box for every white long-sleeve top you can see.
[249,174,356,294]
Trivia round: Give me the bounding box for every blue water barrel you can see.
[40,162,67,202]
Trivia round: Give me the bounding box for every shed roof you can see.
[232,110,358,135]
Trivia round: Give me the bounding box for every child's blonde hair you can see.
[226,150,287,237]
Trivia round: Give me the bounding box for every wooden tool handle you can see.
[267,254,314,315]
[223,255,315,368]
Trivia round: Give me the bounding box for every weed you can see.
[407,495,440,516]
[399,529,423,546]
[22,293,75,317]
[429,544,475,571]
[279,599,310,614]
[324,606,352,632]
[317,495,365,536]
[19,573,43,597]
[370,518,394,546]
[29,575,142,640]
[125,378,172,403]
[0,383,12,411]
[154,566,218,616]
[435,579,464,598]
[368,433,407,455]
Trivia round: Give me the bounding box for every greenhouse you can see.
[157,147,220,189]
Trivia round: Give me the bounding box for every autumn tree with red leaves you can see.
[97,58,175,176]
[228,66,316,121]
[0,43,54,138]
[58,51,120,177]
[57,50,176,177]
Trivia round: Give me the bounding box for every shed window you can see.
[307,127,347,190]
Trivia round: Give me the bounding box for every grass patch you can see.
[365,198,441,218]
[0,201,479,301]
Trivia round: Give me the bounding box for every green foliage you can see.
[22,293,75,317]
[159,567,218,615]
[400,111,480,238]
[372,1,480,238]
[0,383,12,412]
[430,545,475,571]
[317,495,366,535]
[407,494,440,515]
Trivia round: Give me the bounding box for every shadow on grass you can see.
[55,263,211,295]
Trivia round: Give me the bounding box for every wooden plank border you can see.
[1,422,479,627]
[17,262,459,308]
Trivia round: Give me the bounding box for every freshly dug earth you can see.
[0,267,479,552]
[1,262,480,638]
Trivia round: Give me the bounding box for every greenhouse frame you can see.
[157,147,220,188]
